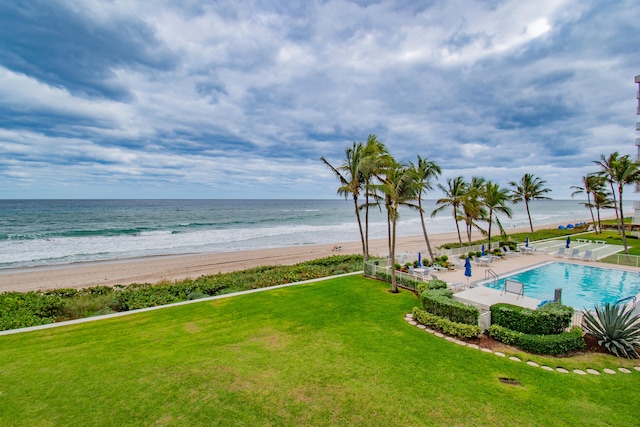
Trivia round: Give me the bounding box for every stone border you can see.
[405,313,640,376]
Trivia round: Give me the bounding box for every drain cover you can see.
[498,377,522,386]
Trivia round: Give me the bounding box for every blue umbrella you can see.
[566,236,571,249]
[464,257,472,286]
[481,244,485,256]
[417,252,422,267]
[525,237,529,248]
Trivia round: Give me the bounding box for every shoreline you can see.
[0,220,587,293]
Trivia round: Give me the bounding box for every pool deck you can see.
[429,251,640,311]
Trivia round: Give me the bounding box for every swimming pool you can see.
[483,262,640,309]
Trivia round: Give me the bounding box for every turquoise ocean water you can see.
[0,199,612,270]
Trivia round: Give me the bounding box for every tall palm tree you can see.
[594,152,621,232]
[570,174,600,233]
[360,135,391,260]
[509,173,552,233]
[592,182,614,233]
[410,155,442,262]
[432,176,467,245]
[378,160,419,292]
[320,142,367,257]
[603,154,640,254]
[462,176,486,245]
[480,181,512,251]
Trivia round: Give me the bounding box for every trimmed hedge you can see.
[490,302,573,335]
[413,308,482,339]
[374,270,422,290]
[417,278,447,293]
[488,324,586,355]
[420,289,479,325]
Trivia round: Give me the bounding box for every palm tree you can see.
[592,183,614,233]
[594,152,621,232]
[432,176,467,245]
[462,176,486,245]
[602,153,640,254]
[410,155,442,262]
[360,135,391,260]
[480,181,512,251]
[320,142,367,258]
[509,173,552,233]
[570,174,600,233]
[378,160,419,292]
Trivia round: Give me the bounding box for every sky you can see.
[0,0,638,200]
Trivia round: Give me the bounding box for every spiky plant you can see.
[582,303,640,358]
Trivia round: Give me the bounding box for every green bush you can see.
[582,303,640,358]
[488,325,585,355]
[420,289,479,325]
[0,292,64,331]
[417,278,447,293]
[490,302,573,335]
[412,308,481,339]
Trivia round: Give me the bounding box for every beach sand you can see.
[0,221,582,293]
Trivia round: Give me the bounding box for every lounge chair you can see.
[554,247,566,257]
[451,256,465,269]
[581,250,595,261]
[566,248,580,259]
[448,282,466,292]
[501,246,521,256]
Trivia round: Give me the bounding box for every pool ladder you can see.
[485,269,498,284]
[616,295,637,309]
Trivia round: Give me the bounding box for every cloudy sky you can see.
[0,0,638,199]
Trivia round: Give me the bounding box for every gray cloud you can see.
[0,0,638,199]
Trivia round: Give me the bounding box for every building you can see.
[634,75,640,225]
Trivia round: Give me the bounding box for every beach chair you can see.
[553,247,566,258]
[502,246,521,256]
[566,248,580,259]
[581,250,595,261]
[448,282,466,292]
[451,255,465,269]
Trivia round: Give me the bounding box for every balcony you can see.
[637,122,640,131]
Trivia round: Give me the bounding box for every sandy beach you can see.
[0,221,584,293]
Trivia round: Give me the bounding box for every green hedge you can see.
[0,292,64,330]
[417,278,447,293]
[420,289,479,325]
[487,324,585,355]
[373,270,423,291]
[490,302,573,335]
[412,308,482,339]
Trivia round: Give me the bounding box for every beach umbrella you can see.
[525,237,529,248]
[464,257,472,287]
[566,236,571,249]
[417,252,422,267]
[481,244,485,256]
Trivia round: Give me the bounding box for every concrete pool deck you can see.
[428,250,640,311]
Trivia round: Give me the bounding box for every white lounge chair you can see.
[581,250,595,261]
[554,247,566,257]
[566,248,580,259]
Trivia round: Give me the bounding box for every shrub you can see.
[416,278,447,293]
[0,292,64,331]
[61,293,118,319]
[490,302,573,335]
[582,303,640,358]
[413,308,481,339]
[420,289,479,325]
[488,325,585,355]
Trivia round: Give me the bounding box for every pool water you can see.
[483,262,640,309]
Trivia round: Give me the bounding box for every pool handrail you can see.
[616,295,637,308]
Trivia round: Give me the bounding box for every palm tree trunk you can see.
[353,197,366,258]
[610,182,620,235]
[418,198,435,262]
[525,200,534,233]
[618,186,628,254]
[364,191,370,261]
[453,209,463,245]
[487,212,493,251]
[390,215,398,293]
[596,207,602,232]
[587,194,597,234]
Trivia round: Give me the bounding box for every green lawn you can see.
[1,276,639,426]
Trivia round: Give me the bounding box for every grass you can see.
[1,276,639,426]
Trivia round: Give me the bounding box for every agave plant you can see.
[582,303,640,358]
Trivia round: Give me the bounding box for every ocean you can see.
[0,199,613,270]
